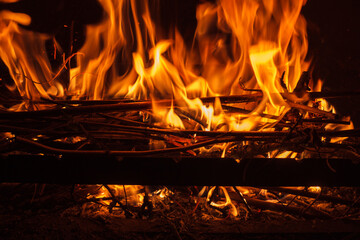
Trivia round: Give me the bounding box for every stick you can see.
[103,184,132,216]
[301,119,350,125]
[232,186,253,215]
[235,196,331,219]
[0,91,350,120]
[3,122,359,140]
[2,91,360,106]
[266,187,358,206]
[15,135,232,156]
[97,113,155,128]
[287,101,337,119]
[0,94,265,119]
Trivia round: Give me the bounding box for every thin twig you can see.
[103,184,132,216]
[266,187,356,206]
[97,113,156,128]
[228,193,331,219]
[232,186,253,215]
[300,188,322,216]
[287,101,337,119]
[15,135,233,156]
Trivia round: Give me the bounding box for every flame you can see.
[0,0,312,130]
[308,186,321,193]
[276,150,297,158]
[207,186,238,216]
[93,185,144,207]
[310,79,354,143]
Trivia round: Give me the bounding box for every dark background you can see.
[1,0,360,126]
[303,0,360,126]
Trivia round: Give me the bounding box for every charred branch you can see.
[241,196,331,219]
[0,91,349,119]
[266,187,358,206]
[2,91,360,106]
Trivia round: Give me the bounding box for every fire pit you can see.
[0,0,360,239]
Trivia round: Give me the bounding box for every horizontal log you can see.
[1,155,359,186]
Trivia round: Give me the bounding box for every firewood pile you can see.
[1,87,360,160]
[1,79,360,227]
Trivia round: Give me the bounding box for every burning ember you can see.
[1,0,360,231]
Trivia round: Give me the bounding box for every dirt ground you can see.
[0,184,359,240]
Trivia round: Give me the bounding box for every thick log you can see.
[1,155,359,186]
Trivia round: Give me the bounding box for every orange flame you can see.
[1,0,311,130]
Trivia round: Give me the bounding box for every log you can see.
[1,155,359,186]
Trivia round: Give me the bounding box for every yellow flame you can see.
[276,150,297,158]
[308,186,321,193]
[93,185,144,207]
[1,0,312,131]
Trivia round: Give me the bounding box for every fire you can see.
[0,0,354,216]
[0,0,311,130]
[94,185,144,206]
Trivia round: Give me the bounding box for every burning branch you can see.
[0,91,345,118]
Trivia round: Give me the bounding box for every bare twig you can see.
[103,184,132,216]
[266,187,357,206]
[228,194,331,219]
[232,186,253,215]
[15,135,233,156]
[287,101,337,119]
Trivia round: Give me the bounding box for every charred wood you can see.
[1,155,360,186]
[266,187,357,206]
[1,91,349,119]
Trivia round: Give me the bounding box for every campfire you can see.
[0,0,360,238]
